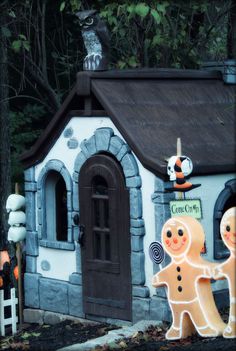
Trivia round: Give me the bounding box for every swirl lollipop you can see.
[149,241,165,268]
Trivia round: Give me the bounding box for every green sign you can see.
[170,199,202,219]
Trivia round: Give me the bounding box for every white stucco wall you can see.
[33,115,235,295]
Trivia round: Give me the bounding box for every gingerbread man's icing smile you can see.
[164,224,189,255]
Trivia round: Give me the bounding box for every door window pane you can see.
[93,199,100,227]
[91,175,111,261]
[104,199,109,228]
[105,234,111,261]
[92,175,108,195]
[94,231,101,259]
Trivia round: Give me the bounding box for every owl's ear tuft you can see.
[76,9,97,21]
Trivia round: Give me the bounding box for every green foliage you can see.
[97,0,229,69]
[11,35,30,53]
[10,104,46,183]
[134,3,150,18]
[1,26,11,38]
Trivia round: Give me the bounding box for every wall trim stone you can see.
[36,159,74,249]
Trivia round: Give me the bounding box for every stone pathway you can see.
[57,320,162,351]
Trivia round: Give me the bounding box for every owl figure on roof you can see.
[76,9,110,71]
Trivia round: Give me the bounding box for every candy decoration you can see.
[6,194,25,213]
[149,241,165,265]
[165,156,201,192]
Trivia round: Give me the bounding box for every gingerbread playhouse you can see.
[21,68,236,324]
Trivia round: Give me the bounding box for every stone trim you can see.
[24,274,84,319]
[24,168,38,274]
[151,177,174,298]
[213,179,236,259]
[73,128,148,319]
[37,160,74,250]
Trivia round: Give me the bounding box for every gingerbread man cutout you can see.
[213,207,236,338]
[152,216,225,340]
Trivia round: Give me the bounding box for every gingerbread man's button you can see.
[177,266,181,272]
[178,286,183,292]
[177,275,182,281]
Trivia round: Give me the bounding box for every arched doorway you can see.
[79,154,132,320]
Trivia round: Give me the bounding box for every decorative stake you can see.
[15,183,19,196]
[176,138,183,200]
[165,138,201,193]
[14,183,23,328]
[177,137,182,158]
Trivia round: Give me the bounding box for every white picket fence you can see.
[0,288,18,336]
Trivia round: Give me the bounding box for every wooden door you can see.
[79,154,132,321]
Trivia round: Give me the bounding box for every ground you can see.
[0,321,117,350]
[1,310,236,351]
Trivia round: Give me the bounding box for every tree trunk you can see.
[227,0,236,58]
[0,10,11,249]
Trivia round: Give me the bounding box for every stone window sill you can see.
[39,239,75,251]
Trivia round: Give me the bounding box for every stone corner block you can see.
[69,273,82,285]
[126,176,142,188]
[39,278,69,315]
[80,139,91,159]
[116,144,130,161]
[132,285,150,298]
[44,311,64,325]
[121,153,139,178]
[74,152,87,173]
[45,159,63,172]
[24,182,37,192]
[131,252,145,285]
[85,135,97,155]
[150,296,171,322]
[131,235,143,252]
[24,168,35,182]
[26,255,37,273]
[23,308,45,325]
[108,135,124,156]
[132,297,150,323]
[130,188,142,219]
[68,284,83,317]
[95,128,114,151]
[26,231,39,256]
[24,273,41,308]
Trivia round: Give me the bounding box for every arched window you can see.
[213,179,236,259]
[37,160,73,250]
[45,171,68,242]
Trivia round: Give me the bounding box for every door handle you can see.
[78,224,85,246]
[73,214,80,226]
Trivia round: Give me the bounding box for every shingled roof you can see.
[21,69,236,179]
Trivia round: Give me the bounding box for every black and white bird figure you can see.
[76,9,110,71]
